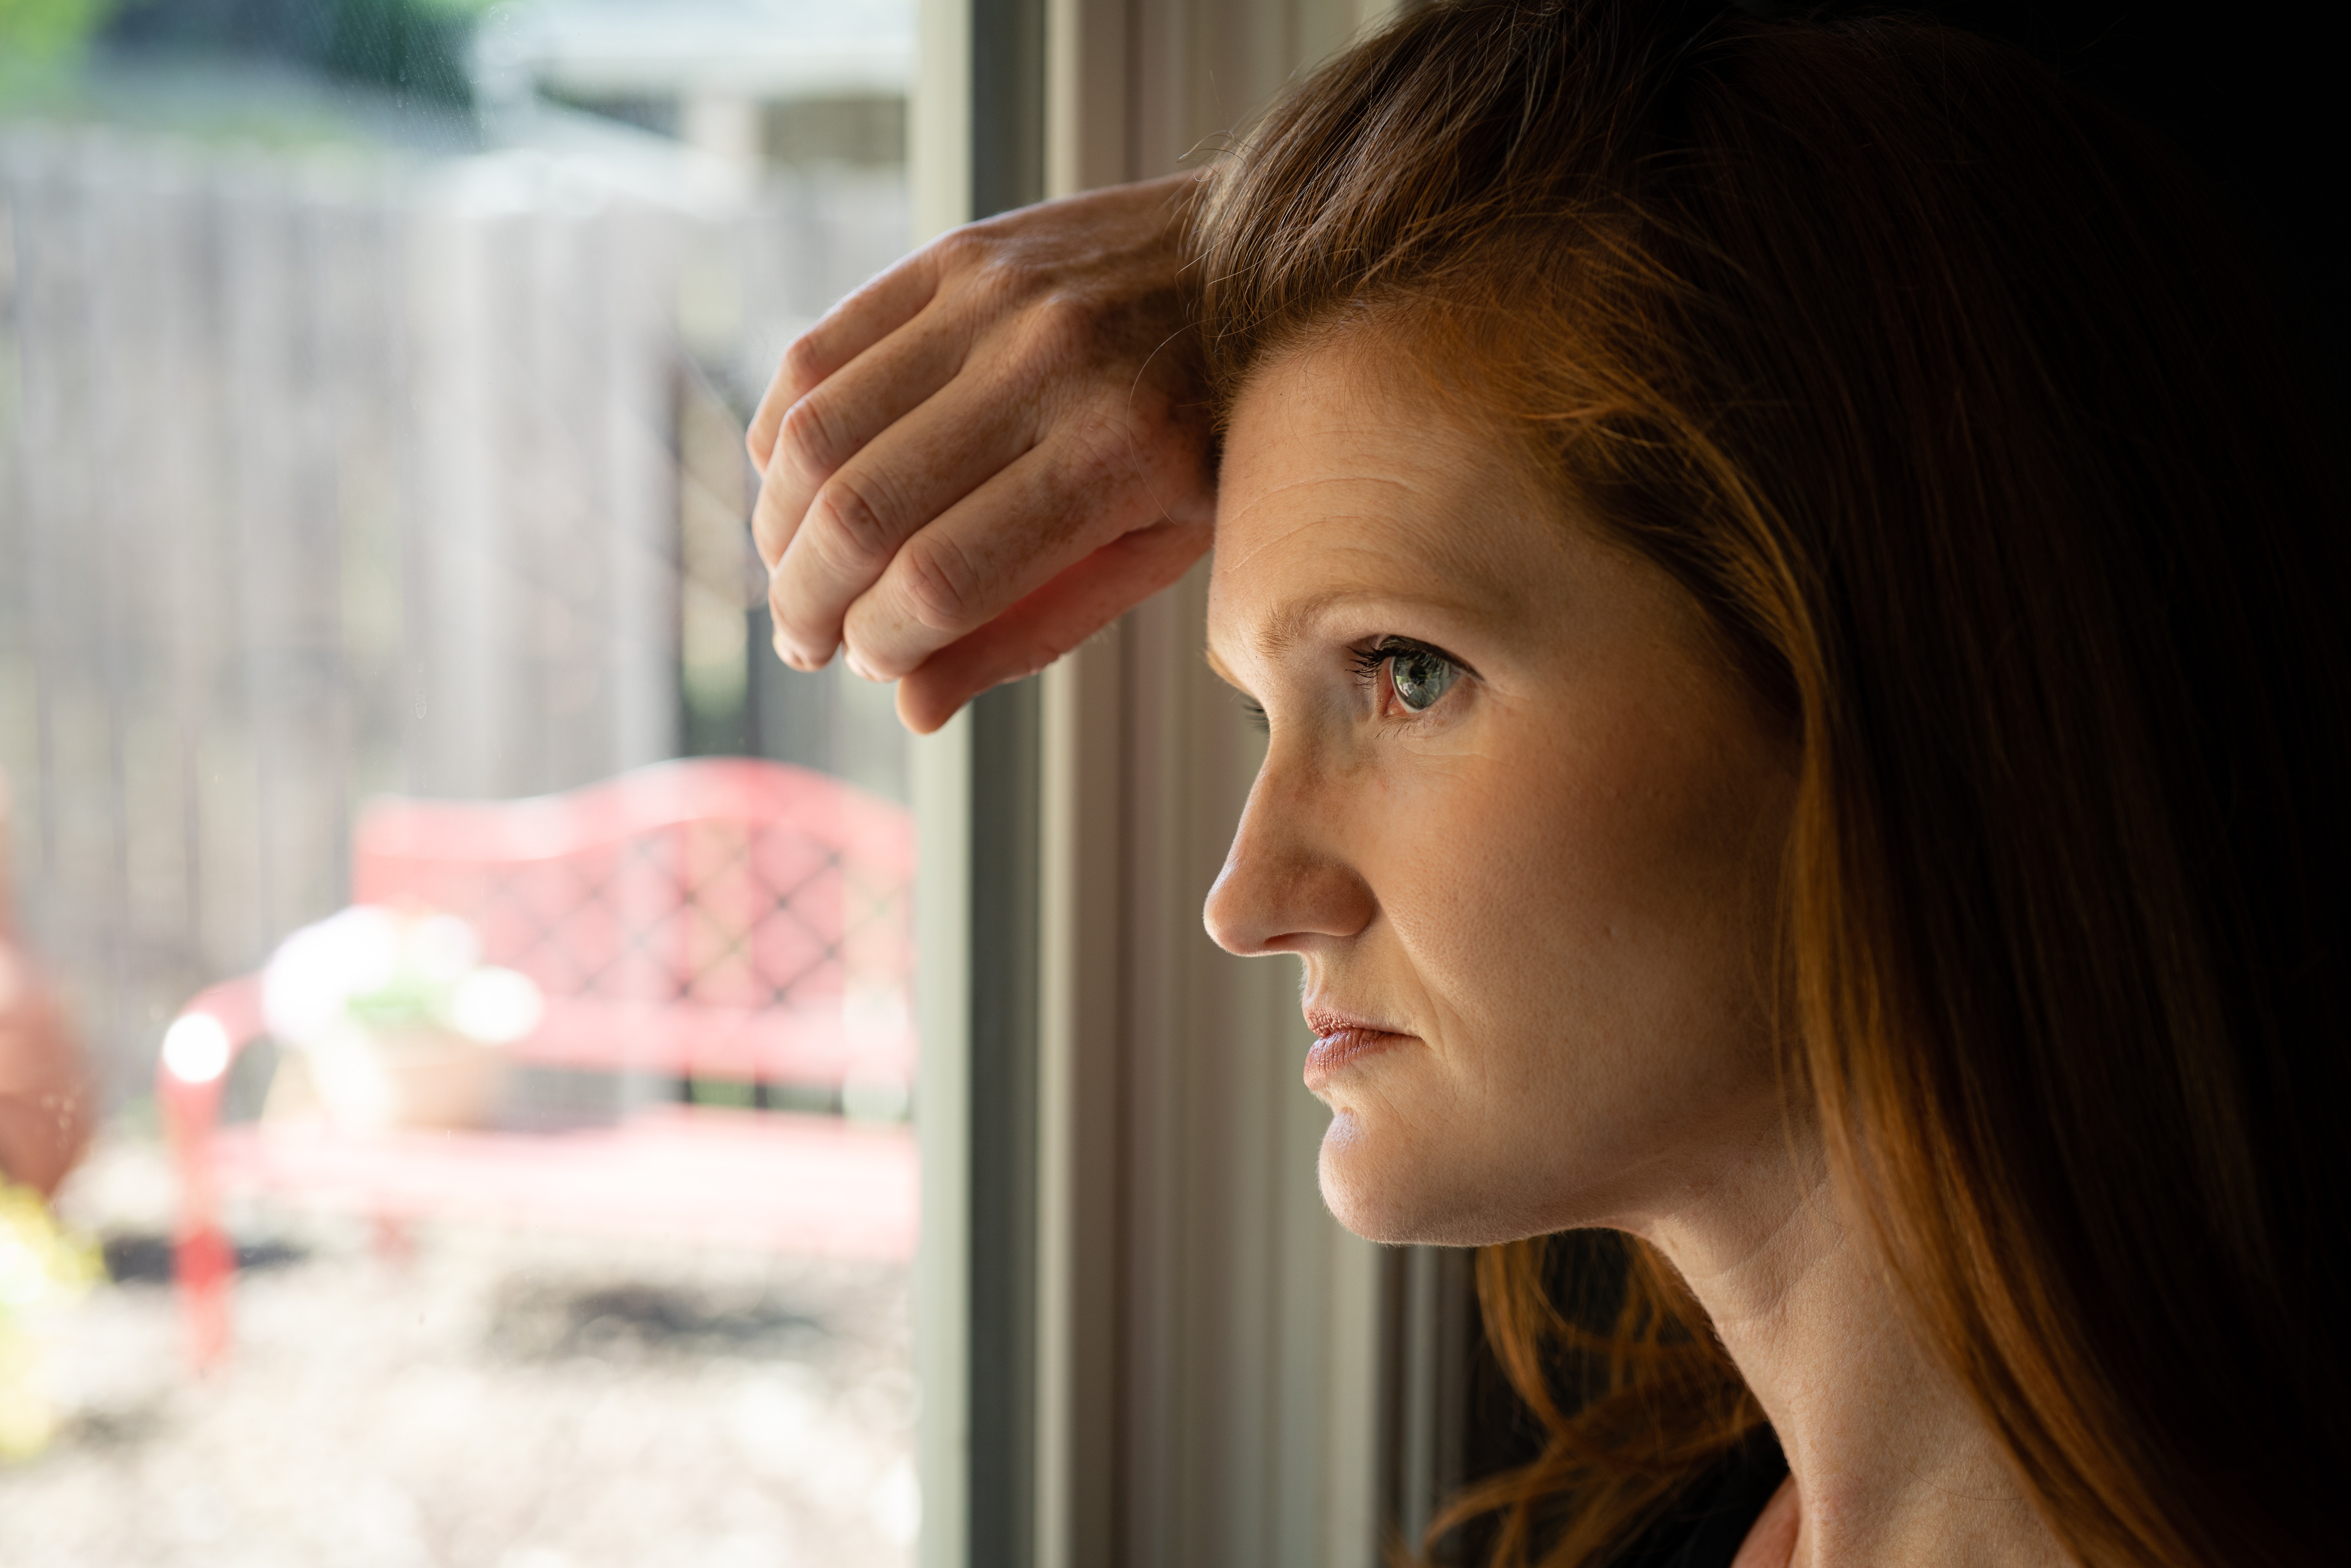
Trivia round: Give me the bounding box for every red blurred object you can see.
[157,758,919,1369]
[0,767,94,1198]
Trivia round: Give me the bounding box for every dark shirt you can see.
[1611,1429,1788,1568]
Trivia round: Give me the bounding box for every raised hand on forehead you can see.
[747,173,1218,734]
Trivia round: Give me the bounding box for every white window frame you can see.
[912,6,1461,1565]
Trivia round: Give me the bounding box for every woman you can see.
[752,3,2348,1564]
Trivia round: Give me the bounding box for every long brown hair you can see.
[1194,3,2350,1565]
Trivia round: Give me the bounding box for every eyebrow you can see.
[1206,583,1494,687]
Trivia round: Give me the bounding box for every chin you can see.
[1316,1113,1553,1247]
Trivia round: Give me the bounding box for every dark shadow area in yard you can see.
[101,1232,308,1286]
[50,1402,167,1451]
[489,1279,832,1364]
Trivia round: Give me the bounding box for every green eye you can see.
[1388,646,1458,712]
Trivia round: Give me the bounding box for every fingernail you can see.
[845,650,877,682]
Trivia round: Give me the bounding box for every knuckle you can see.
[777,393,850,476]
[940,231,1054,309]
[926,227,1029,294]
[1021,290,1100,363]
[895,535,984,634]
[956,261,1035,328]
[779,331,829,393]
[808,470,905,567]
[931,225,999,279]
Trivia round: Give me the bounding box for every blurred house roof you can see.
[472,0,913,107]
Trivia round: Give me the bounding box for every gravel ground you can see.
[0,1140,917,1568]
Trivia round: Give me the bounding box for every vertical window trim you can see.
[913,6,1051,1568]
[918,6,1467,1567]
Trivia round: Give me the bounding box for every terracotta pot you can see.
[367,1028,505,1131]
[271,1026,505,1133]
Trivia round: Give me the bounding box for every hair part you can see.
[1198,4,2350,1565]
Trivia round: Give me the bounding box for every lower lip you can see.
[1305,1028,1412,1089]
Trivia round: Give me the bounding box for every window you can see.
[3,4,1479,1566]
[3,3,926,1562]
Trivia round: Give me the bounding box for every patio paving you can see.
[0,1139,917,1568]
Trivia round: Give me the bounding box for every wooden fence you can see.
[0,124,908,1106]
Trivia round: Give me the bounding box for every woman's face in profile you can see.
[1204,335,1801,1245]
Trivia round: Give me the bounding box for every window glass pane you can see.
[0,3,922,1562]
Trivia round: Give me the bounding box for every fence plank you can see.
[0,129,916,1104]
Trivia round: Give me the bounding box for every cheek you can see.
[1416,693,1778,1005]
[1366,715,1695,1040]
[1329,697,1788,1229]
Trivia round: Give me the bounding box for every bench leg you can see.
[175,1225,232,1370]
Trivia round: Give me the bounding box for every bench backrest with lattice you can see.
[350,757,915,1089]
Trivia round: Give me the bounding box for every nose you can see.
[1202,757,1376,957]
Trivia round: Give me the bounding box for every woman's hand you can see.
[747,172,1217,734]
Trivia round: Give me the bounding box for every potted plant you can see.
[260,907,543,1133]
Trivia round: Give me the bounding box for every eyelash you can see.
[1237,638,1471,730]
[1348,641,1408,685]
[1350,638,1468,694]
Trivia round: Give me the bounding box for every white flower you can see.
[262,906,402,1048]
[445,967,544,1045]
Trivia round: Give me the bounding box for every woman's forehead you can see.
[1212,348,1566,620]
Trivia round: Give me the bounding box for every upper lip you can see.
[1305,1006,1408,1039]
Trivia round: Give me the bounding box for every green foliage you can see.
[0,0,114,65]
[318,0,476,107]
[66,0,492,108]
[344,970,452,1034]
[0,1180,99,1462]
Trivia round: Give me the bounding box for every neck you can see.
[1629,1123,2068,1568]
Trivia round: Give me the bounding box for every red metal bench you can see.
[157,757,919,1365]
